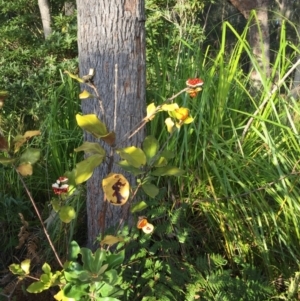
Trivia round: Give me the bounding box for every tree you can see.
[228,0,270,89]
[38,0,52,39]
[76,0,146,246]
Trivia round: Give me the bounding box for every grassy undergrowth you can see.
[2,11,300,301]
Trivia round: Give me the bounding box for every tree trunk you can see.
[76,0,146,246]
[228,0,270,89]
[38,0,52,39]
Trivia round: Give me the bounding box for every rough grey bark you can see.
[38,0,52,39]
[76,0,146,246]
[228,0,270,89]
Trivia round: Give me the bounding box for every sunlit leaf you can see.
[161,103,179,111]
[74,142,105,155]
[76,114,107,137]
[183,116,194,124]
[142,136,159,163]
[79,90,95,99]
[20,259,31,274]
[117,146,146,168]
[100,235,124,246]
[152,165,185,176]
[165,117,175,133]
[146,103,157,120]
[102,173,130,206]
[17,163,33,176]
[75,154,105,184]
[153,156,168,167]
[59,206,76,223]
[131,201,148,213]
[117,160,145,176]
[54,289,76,301]
[14,131,40,153]
[64,71,84,83]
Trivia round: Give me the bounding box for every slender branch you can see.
[116,87,189,147]
[15,167,63,268]
[242,58,300,140]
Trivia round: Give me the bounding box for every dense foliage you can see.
[1,0,300,300]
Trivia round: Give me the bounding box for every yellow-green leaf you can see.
[64,71,84,83]
[19,148,41,165]
[152,165,185,176]
[59,206,76,223]
[21,259,31,274]
[118,160,145,176]
[74,142,105,155]
[76,114,107,138]
[100,235,124,246]
[142,182,159,198]
[142,136,159,163]
[131,201,148,213]
[117,146,146,168]
[75,154,104,184]
[79,90,95,99]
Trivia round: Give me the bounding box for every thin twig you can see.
[116,87,189,147]
[15,167,63,268]
[242,58,300,140]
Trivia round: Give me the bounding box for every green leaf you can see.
[74,142,106,155]
[63,283,89,299]
[59,206,76,223]
[9,263,23,275]
[68,241,81,261]
[42,262,51,274]
[76,114,108,138]
[153,156,168,167]
[92,249,106,274]
[80,248,94,272]
[160,149,175,159]
[142,182,159,198]
[130,201,148,213]
[106,250,125,269]
[19,148,41,164]
[51,199,60,212]
[75,154,105,184]
[117,146,146,168]
[27,281,49,293]
[103,269,118,285]
[151,166,185,176]
[99,283,123,298]
[117,160,144,176]
[142,136,159,163]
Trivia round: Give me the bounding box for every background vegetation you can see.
[1,0,300,300]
